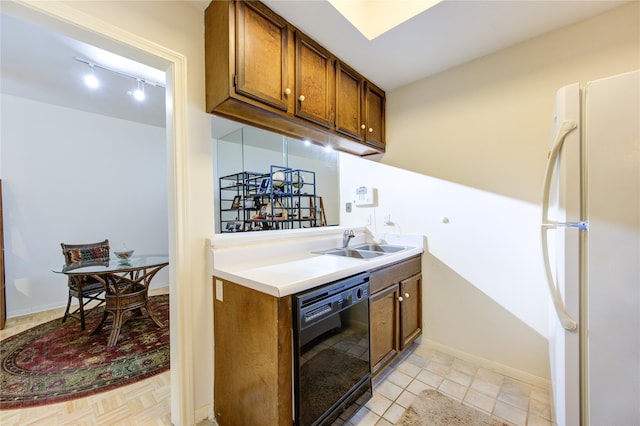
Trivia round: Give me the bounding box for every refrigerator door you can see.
[583,70,640,424]
[542,82,581,426]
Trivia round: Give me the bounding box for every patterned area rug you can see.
[396,389,508,426]
[0,295,170,409]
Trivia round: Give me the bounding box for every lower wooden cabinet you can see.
[213,278,293,426]
[211,255,422,424]
[369,255,422,375]
[370,283,400,375]
[399,273,422,349]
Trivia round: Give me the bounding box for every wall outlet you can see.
[345,202,352,213]
[366,213,372,225]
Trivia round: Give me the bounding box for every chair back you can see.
[61,239,110,264]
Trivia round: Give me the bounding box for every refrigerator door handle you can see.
[542,221,588,231]
[541,119,579,332]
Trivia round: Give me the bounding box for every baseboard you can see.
[7,301,67,319]
[195,404,213,424]
[8,285,169,319]
[421,338,551,390]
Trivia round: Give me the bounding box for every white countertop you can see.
[209,227,423,297]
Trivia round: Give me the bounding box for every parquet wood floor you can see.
[0,287,174,426]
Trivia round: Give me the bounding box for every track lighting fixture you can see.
[75,57,164,101]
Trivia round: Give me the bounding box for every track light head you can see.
[83,64,100,89]
[132,79,145,102]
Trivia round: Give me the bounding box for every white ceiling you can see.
[0,1,627,129]
[0,12,168,128]
[263,0,628,91]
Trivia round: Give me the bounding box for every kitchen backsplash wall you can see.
[339,152,549,385]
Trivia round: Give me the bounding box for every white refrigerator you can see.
[541,70,640,426]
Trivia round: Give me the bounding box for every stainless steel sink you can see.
[320,248,386,259]
[314,243,410,260]
[352,243,408,253]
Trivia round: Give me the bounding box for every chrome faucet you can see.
[343,229,355,248]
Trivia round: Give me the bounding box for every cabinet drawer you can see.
[370,255,421,294]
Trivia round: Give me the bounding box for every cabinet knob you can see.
[398,296,404,302]
[361,124,366,130]
[298,95,305,102]
[284,88,291,95]
[369,127,374,133]
[404,292,410,298]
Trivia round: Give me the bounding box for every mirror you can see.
[212,116,339,234]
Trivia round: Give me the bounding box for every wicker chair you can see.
[60,239,110,330]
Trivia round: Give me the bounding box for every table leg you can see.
[87,263,167,347]
[89,311,108,336]
[144,300,164,328]
[107,310,126,347]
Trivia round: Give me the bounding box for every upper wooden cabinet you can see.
[205,0,385,156]
[335,61,364,141]
[235,1,289,111]
[295,32,333,129]
[335,61,386,150]
[364,82,386,150]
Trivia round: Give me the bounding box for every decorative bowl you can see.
[114,249,134,260]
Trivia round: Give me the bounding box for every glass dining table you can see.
[53,255,169,347]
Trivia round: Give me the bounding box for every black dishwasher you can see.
[292,272,371,426]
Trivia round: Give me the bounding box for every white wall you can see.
[341,2,639,385]
[1,94,168,317]
[340,153,550,383]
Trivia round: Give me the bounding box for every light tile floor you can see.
[199,340,553,426]
[345,341,553,426]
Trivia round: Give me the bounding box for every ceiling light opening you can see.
[328,0,443,40]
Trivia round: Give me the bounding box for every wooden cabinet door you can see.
[400,273,422,350]
[370,284,399,375]
[335,61,363,141]
[235,1,289,111]
[364,82,385,150]
[295,32,333,128]
[214,279,293,425]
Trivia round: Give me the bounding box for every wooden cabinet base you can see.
[370,284,399,376]
[369,255,422,375]
[213,278,293,425]
[211,99,381,156]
